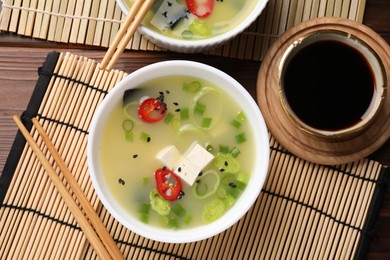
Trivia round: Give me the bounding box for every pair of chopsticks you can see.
[13,116,124,260]
[100,0,155,71]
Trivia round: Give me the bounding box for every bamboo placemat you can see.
[0,0,367,61]
[0,51,388,259]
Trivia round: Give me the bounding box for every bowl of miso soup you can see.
[116,0,268,52]
[88,60,269,243]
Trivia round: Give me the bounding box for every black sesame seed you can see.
[196,180,200,183]
[229,182,237,188]
[147,137,151,142]
[118,178,125,185]
[224,161,229,166]
[175,108,181,112]
[173,102,179,106]
[178,167,182,172]
[178,190,185,199]
[219,168,225,172]
[198,171,203,176]
[133,154,138,158]
[163,166,167,170]
[166,90,170,94]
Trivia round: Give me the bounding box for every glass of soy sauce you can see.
[279,30,386,140]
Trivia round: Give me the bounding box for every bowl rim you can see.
[115,0,269,49]
[87,60,270,243]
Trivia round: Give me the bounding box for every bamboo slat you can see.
[0,0,367,61]
[0,38,386,260]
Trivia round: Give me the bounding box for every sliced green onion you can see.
[140,132,151,143]
[139,214,149,223]
[163,112,175,124]
[221,174,236,185]
[227,186,242,199]
[138,203,151,215]
[217,187,227,198]
[182,30,193,39]
[202,199,225,223]
[183,81,201,93]
[194,102,206,115]
[235,133,247,144]
[170,119,181,132]
[180,108,189,120]
[183,213,192,225]
[195,182,208,196]
[138,203,151,224]
[159,215,170,227]
[169,218,179,229]
[172,204,186,217]
[222,193,236,208]
[214,154,240,174]
[122,119,134,132]
[230,119,241,129]
[125,131,133,141]
[206,144,214,153]
[201,117,212,128]
[177,124,202,136]
[230,147,241,158]
[236,111,246,121]
[191,87,222,129]
[234,180,247,191]
[142,177,150,185]
[150,190,170,216]
[193,170,220,199]
[219,145,229,154]
[123,101,139,120]
[237,173,249,184]
[189,19,211,36]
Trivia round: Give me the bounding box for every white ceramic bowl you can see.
[87,60,269,243]
[115,0,269,53]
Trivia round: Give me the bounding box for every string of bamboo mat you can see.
[0,51,386,258]
[3,53,121,258]
[0,0,367,61]
[13,116,124,259]
[0,52,124,258]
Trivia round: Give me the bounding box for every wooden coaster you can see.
[257,17,390,165]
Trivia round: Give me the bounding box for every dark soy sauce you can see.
[282,40,374,131]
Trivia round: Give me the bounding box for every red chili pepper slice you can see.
[186,0,214,18]
[138,98,166,123]
[155,168,182,201]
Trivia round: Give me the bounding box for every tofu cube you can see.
[173,157,201,186]
[173,142,214,186]
[184,142,214,169]
[156,145,181,169]
[155,142,215,186]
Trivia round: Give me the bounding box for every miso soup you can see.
[125,0,256,40]
[100,75,256,229]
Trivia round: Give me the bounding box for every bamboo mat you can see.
[0,51,389,259]
[0,0,367,61]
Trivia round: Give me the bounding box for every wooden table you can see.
[0,0,389,259]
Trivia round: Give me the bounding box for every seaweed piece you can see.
[151,1,193,31]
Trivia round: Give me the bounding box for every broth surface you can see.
[100,76,257,229]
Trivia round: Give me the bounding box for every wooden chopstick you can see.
[13,115,124,260]
[100,0,155,71]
